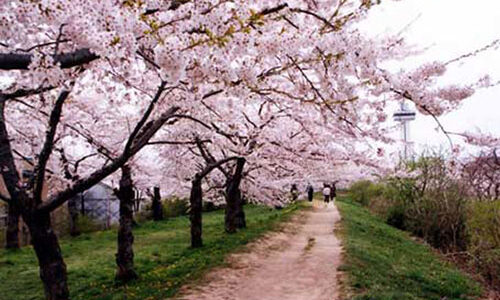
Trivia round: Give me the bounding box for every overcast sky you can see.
[360,0,500,155]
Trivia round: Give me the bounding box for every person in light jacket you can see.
[322,184,330,203]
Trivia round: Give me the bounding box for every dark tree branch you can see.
[37,106,180,213]
[261,3,289,15]
[16,40,70,53]
[34,88,71,202]
[74,153,99,173]
[290,8,338,31]
[0,48,98,70]
[53,24,67,56]
[0,97,20,205]
[198,156,239,179]
[202,89,224,99]
[242,112,258,129]
[147,139,210,146]
[167,114,210,130]
[124,81,168,154]
[196,137,215,164]
[1,86,55,102]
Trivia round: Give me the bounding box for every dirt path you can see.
[177,200,343,300]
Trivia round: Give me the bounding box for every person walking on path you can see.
[330,182,337,202]
[322,184,330,204]
[290,184,299,201]
[306,183,314,202]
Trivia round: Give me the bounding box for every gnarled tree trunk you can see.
[24,209,69,300]
[189,176,203,248]
[67,195,80,237]
[225,158,246,233]
[6,202,20,249]
[235,194,246,229]
[114,166,138,282]
[152,186,163,221]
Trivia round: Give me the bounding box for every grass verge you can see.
[0,202,306,300]
[336,196,481,300]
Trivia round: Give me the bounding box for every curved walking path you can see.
[177,200,343,300]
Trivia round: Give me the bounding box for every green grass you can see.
[336,196,481,300]
[0,202,306,300]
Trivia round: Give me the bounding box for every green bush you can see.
[75,215,102,233]
[348,180,385,206]
[203,201,224,212]
[162,196,188,218]
[385,177,468,252]
[467,200,500,286]
[0,229,5,248]
[386,204,406,230]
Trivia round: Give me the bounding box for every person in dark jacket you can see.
[306,183,314,202]
[330,182,337,202]
[290,184,299,201]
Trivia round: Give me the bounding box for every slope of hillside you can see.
[336,196,481,300]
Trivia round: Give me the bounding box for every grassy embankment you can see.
[0,202,306,300]
[336,195,482,300]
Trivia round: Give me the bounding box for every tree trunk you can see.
[114,166,138,282]
[152,186,163,221]
[235,194,246,229]
[6,202,20,249]
[225,158,246,233]
[67,195,80,237]
[25,210,69,300]
[189,176,203,248]
[1,100,21,249]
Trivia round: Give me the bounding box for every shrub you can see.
[0,230,4,248]
[467,200,500,287]
[163,196,188,218]
[348,180,385,206]
[75,215,102,233]
[203,201,224,212]
[386,204,406,230]
[385,172,468,252]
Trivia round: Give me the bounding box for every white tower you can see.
[393,102,416,161]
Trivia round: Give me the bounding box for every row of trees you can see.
[0,0,493,299]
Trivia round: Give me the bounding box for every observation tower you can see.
[393,102,416,161]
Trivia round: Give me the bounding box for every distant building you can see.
[79,182,120,228]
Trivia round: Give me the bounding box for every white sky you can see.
[360,0,500,154]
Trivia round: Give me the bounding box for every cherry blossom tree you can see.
[0,0,489,299]
[462,149,500,200]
